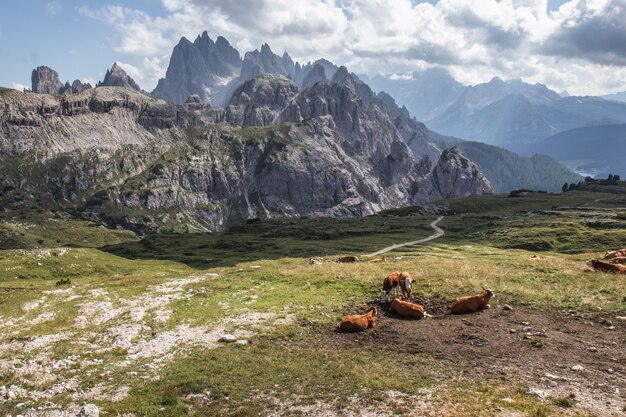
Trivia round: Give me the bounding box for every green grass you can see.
[0,184,624,416]
[105,340,430,416]
[103,216,435,267]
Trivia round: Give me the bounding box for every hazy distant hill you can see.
[454,141,582,192]
[531,124,626,178]
[362,68,465,121]
[427,77,626,147]
[602,91,626,102]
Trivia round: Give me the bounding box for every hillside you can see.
[0,82,492,233]
[532,123,626,178]
[455,141,582,192]
[0,183,624,416]
[428,78,626,148]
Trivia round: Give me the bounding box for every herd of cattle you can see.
[334,247,626,333]
[587,248,626,274]
[338,267,495,332]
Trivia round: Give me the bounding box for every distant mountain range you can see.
[5,31,585,225]
[532,124,626,178]
[602,91,626,102]
[368,70,626,178]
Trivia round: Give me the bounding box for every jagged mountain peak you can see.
[301,64,327,90]
[98,63,143,92]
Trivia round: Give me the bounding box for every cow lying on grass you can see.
[587,259,626,273]
[603,249,626,260]
[338,307,377,332]
[380,271,414,302]
[389,296,428,319]
[608,256,626,265]
[338,255,358,263]
[450,289,494,314]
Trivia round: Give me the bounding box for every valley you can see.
[0,184,624,416]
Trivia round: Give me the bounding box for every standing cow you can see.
[380,271,414,303]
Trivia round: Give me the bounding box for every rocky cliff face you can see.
[31,66,93,95]
[2,81,492,232]
[429,147,493,199]
[225,75,299,127]
[97,63,143,92]
[31,66,64,94]
[152,32,241,105]
[301,64,327,90]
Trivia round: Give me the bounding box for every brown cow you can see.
[389,296,426,319]
[337,307,377,332]
[603,249,626,260]
[338,255,358,263]
[380,271,414,302]
[450,289,494,314]
[608,256,626,265]
[587,259,626,273]
[370,256,388,263]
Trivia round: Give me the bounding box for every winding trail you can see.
[365,216,445,257]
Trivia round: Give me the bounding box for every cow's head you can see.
[483,289,494,299]
[585,259,595,267]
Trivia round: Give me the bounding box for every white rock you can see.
[527,387,548,400]
[219,334,237,343]
[235,340,248,346]
[544,373,564,381]
[503,304,513,311]
[77,403,100,417]
[571,364,584,371]
[501,397,514,403]
[587,346,598,352]
[548,380,558,387]
[607,368,614,374]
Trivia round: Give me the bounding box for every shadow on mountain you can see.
[101,215,435,269]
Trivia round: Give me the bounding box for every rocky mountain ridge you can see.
[31,66,93,95]
[97,63,144,93]
[0,79,492,233]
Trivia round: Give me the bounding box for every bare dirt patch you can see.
[317,301,625,416]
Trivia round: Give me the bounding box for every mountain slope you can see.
[455,141,582,192]
[0,83,492,233]
[428,77,626,148]
[363,68,465,121]
[532,124,626,178]
[152,32,241,105]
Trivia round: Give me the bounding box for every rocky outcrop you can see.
[30,65,92,95]
[152,32,241,105]
[301,64,327,90]
[225,75,299,127]
[240,44,294,81]
[97,63,143,92]
[429,147,493,198]
[296,59,339,85]
[5,46,495,233]
[31,66,63,94]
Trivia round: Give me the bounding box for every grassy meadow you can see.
[0,186,624,416]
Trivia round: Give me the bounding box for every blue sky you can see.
[1,0,623,95]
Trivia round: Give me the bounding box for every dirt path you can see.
[365,216,445,257]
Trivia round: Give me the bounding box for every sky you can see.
[1,0,625,96]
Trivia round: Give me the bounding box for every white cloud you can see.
[77,0,626,95]
[46,1,61,16]
[81,77,96,87]
[114,61,145,84]
[12,82,29,91]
